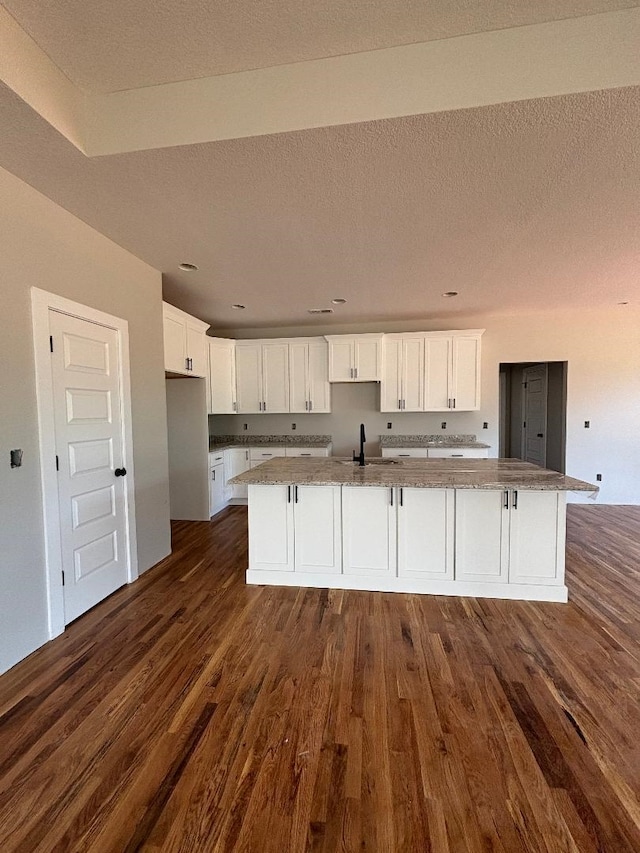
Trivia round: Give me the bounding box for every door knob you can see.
[115,467,127,477]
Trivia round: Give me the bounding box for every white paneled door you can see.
[49,310,130,623]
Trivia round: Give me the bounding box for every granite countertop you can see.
[230,457,598,493]
[209,434,332,451]
[379,434,491,449]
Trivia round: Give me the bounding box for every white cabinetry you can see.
[325,334,383,382]
[209,452,226,517]
[424,333,482,412]
[248,484,342,574]
[381,335,424,411]
[427,447,489,459]
[249,447,287,466]
[246,484,568,601]
[381,448,428,458]
[285,446,330,457]
[224,447,251,501]
[289,340,331,413]
[236,341,290,413]
[381,331,482,412]
[342,486,396,575]
[163,302,210,377]
[207,338,236,414]
[455,489,565,585]
[397,488,454,580]
[382,447,488,458]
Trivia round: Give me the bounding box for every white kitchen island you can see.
[231,458,597,603]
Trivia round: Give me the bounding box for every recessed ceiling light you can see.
[308,308,334,314]
[179,262,199,271]
[331,298,347,305]
[231,303,246,310]
[442,291,458,297]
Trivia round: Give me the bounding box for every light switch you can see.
[10,449,23,468]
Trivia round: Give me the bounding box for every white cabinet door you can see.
[381,447,429,458]
[451,336,480,411]
[208,338,236,414]
[381,338,401,412]
[289,342,308,413]
[354,338,381,381]
[262,342,290,413]
[455,490,509,582]
[424,337,451,411]
[209,464,226,516]
[163,312,187,374]
[342,486,396,575]
[186,321,207,377]
[248,485,294,571]
[293,486,342,573]
[224,448,250,499]
[328,339,354,382]
[397,489,454,580]
[401,337,424,411]
[428,448,489,459]
[307,342,331,412]
[235,344,262,413]
[508,491,565,585]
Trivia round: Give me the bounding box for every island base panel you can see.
[245,570,568,602]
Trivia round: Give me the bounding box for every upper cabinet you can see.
[163,302,209,377]
[236,341,290,413]
[325,334,383,382]
[207,337,237,414]
[381,330,483,412]
[289,340,331,413]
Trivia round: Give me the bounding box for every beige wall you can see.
[210,306,640,504]
[0,165,171,675]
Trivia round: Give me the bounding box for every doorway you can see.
[31,288,138,638]
[499,361,567,472]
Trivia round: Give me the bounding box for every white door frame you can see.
[31,287,138,639]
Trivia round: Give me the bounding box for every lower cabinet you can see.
[224,448,251,501]
[397,488,454,580]
[248,484,342,574]
[342,486,396,576]
[246,485,567,600]
[455,489,565,585]
[209,462,225,517]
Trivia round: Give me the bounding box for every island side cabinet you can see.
[246,484,568,601]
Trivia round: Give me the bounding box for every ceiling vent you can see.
[308,308,334,315]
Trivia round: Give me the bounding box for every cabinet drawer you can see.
[427,448,488,458]
[249,448,287,463]
[381,448,428,458]
[285,447,329,457]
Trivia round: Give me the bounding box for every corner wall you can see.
[0,166,171,675]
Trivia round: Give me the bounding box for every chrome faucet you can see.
[353,423,366,466]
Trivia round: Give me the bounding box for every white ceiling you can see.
[0,2,638,331]
[3,0,637,92]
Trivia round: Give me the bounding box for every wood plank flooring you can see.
[1,505,639,852]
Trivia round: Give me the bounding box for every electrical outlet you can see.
[387,422,392,429]
[483,422,488,429]
[584,420,590,428]
[596,473,602,481]
[243,423,248,430]
[291,423,296,430]
[441,422,447,430]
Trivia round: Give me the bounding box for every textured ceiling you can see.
[2,0,638,92]
[0,81,637,329]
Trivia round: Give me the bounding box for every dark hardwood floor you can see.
[1,505,639,852]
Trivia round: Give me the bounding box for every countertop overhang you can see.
[230,457,598,493]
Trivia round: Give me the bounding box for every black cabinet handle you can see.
[513,490,518,509]
[115,467,127,477]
